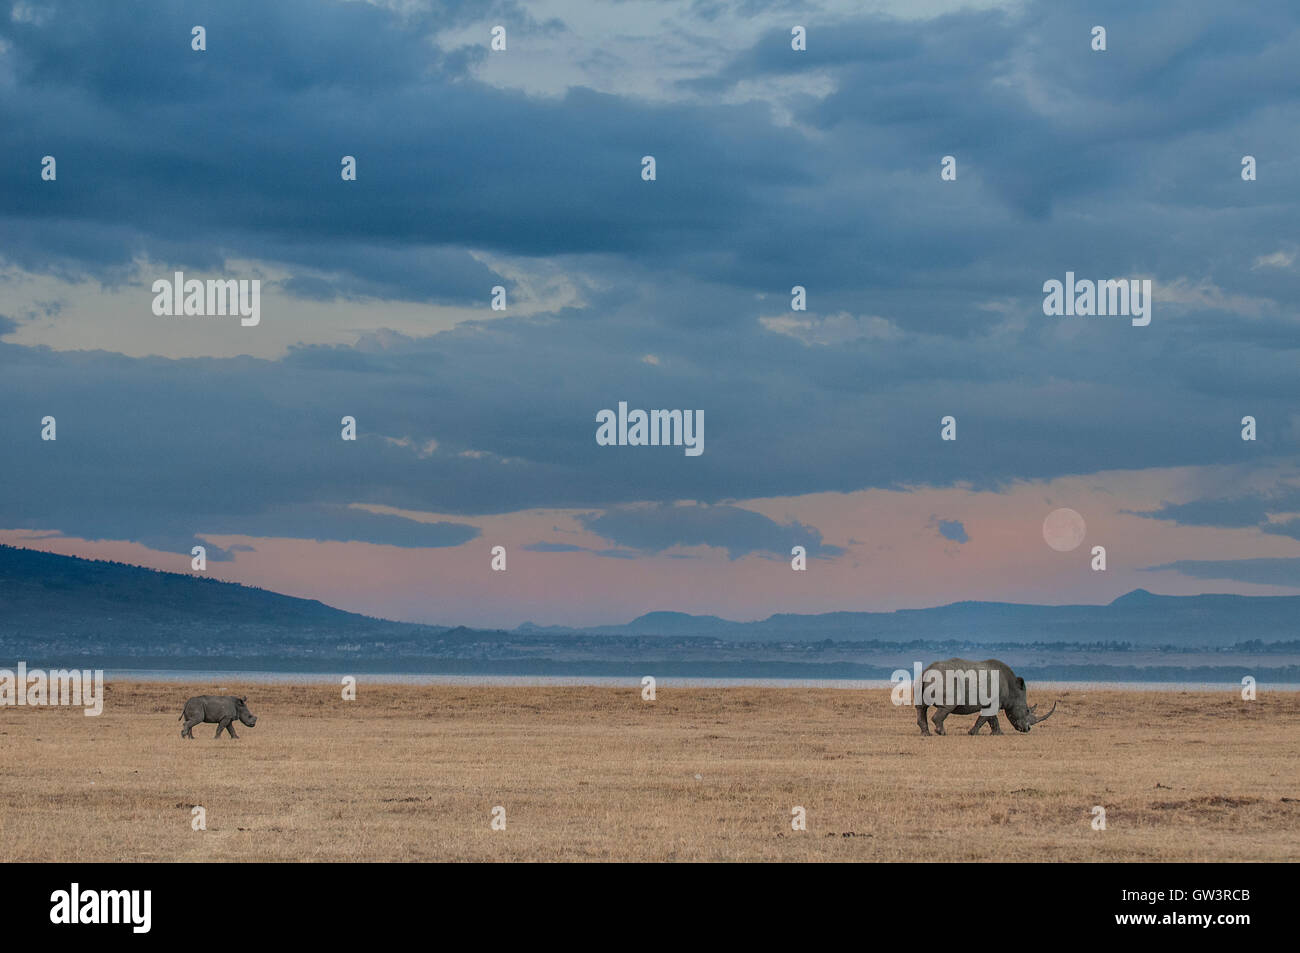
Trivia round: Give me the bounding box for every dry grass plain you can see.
[1,681,1297,861]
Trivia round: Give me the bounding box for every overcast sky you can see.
[2,0,1299,626]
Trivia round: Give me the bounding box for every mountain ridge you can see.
[3,544,1298,648]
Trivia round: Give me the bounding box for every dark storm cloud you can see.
[0,0,807,303]
[3,0,1299,318]
[1,0,1299,553]
[685,1,1300,318]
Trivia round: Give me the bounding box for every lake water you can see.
[103,669,1297,691]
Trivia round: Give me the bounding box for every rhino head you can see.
[234,696,257,727]
[1002,677,1057,733]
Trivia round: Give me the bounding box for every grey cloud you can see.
[1128,488,1300,531]
[934,518,969,544]
[1,0,1299,551]
[578,503,844,560]
[1142,558,1300,587]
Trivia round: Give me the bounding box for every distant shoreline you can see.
[9,655,1297,684]
[96,670,1300,691]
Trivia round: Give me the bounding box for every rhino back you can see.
[184,695,237,720]
[920,658,1023,709]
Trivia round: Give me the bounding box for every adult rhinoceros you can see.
[914,658,1057,736]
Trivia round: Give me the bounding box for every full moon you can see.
[1043,508,1087,552]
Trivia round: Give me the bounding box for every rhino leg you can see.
[915,705,931,736]
[931,706,955,735]
[968,715,1004,735]
[225,719,239,739]
[214,719,229,739]
[181,719,199,739]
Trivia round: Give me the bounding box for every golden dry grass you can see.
[1,681,1297,861]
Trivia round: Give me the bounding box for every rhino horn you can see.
[1028,700,1058,725]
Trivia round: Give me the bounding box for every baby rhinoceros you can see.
[179,695,258,739]
[914,658,1057,736]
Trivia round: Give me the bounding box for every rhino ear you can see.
[238,696,247,703]
[1017,678,1025,691]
